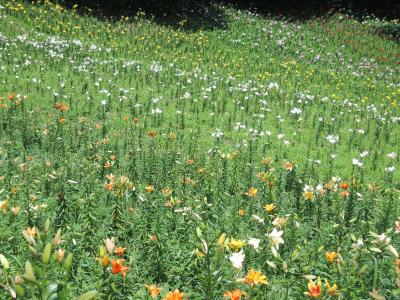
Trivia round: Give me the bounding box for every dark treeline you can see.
[226,0,400,19]
[59,0,399,20]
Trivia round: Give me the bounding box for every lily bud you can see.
[196,227,202,239]
[63,253,73,270]
[56,249,65,262]
[217,233,226,247]
[269,181,274,188]
[28,246,38,256]
[0,254,9,270]
[42,242,52,264]
[388,244,399,258]
[37,229,45,242]
[15,285,25,298]
[15,275,24,284]
[23,261,36,284]
[53,228,62,246]
[44,218,50,233]
[99,246,107,258]
[22,230,36,246]
[101,255,110,268]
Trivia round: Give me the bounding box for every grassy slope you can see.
[0,0,399,299]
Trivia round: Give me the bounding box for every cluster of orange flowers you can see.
[0,93,23,108]
[144,285,186,300]
[0,94,13,108]
[144,269,268,300]
[99,238,129,277]
[98,238,188,299]
[304,277,338,298]
[53,102,69,112]
[304,180,352,202]
[103,174,134,196]
[109,262,268,299]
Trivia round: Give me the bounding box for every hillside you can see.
[0,1,399,299]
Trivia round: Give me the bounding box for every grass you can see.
[0,0,399,299]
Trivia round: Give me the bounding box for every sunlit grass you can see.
[0,0,399,299]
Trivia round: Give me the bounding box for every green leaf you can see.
[76,290,98,300]
[42,283,58,300]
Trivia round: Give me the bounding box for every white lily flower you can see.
[229,250,245,269]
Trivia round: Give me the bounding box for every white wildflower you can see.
[229,250,245,269]
[267,228,284,250]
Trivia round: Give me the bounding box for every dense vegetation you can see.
[0,0,399,299]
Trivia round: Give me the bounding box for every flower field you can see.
[0,0,399,299]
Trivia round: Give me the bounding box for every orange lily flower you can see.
[325,279,338,297]
[26,227,37,237]
[395,258,400,273]
[283,162,294,171]
[238,269,268,287]
[11,206,20,216]
[325,251,338,263]
[165,289,184,300]
[111,259,129,277]
[224,289,246,300]
[162,188,173,197]
[53,102,68,112]
[264,203,276,213]
[104,183,114,190]
[146,130,157,138]
[114,247,126,256]
[146,185,155,193]
[245,187,257,197]
[145,284,163,298]
[304,191,315,201]
[262,157,272,165]
[304,276,322,298]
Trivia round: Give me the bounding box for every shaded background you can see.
[58,0,400,20]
